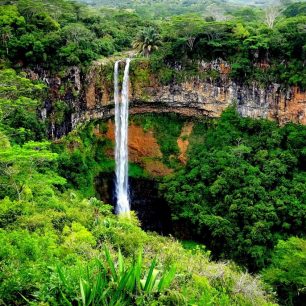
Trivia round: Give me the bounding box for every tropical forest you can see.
[0,0,306,305]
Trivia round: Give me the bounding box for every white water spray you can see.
[114,59,131,214]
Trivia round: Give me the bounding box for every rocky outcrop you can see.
[72,59,306,129]
[29,58,306,138]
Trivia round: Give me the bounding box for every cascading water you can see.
[114,59,131,214]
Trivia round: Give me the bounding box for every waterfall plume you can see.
[114,59,131,215]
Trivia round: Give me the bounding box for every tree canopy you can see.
[161,108,306,273]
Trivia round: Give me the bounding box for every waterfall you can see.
[114,59,131,214]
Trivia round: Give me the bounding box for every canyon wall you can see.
[32,58,306,138]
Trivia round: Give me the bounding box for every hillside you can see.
[76,0,240,18]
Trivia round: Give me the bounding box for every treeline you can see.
[1,0,305,89]
[77,0,229,19]
[150,2,306,88]
[0,0,148,70]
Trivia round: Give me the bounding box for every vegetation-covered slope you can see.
[159,109,306,273]
[77,0,277,14]
[134,111,306,306]
[0,184,276,305]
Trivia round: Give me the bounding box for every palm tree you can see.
[133,27,162,57]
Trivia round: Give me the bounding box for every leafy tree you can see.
[263,237,306,306]
[0,5,25,56]
[232,8,262,23]
[0,69,46,142]
[0,69,44,119]
[162,15,206,52]
[133,27,162,57]
[283,2,306,17]
[0,141,62,200]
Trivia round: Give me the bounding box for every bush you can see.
[263,237,306,306]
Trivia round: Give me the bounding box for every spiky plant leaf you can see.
[104,245,117,281]
[143,258,157,292]
[158,265,176,292]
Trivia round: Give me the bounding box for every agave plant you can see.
[132,27,162,57]
[58,245,176,305]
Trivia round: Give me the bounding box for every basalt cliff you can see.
[29,58,306,138]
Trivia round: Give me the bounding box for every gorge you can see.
[30,58,306,234]
[1,0,306,305]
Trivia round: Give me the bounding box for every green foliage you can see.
[129,59,151,90]
[133,27,162,57]
[53,100,70,125]
[78,0,230,19]
[0,191,275,305]
[51,121,113,196]
[129,163,146,178]
[61,246,176,305]
[0,140,63,201]
[0,5,26,56]
[0,0,148,70]
[0,69,46,143]
[0,69,44,114]
[161,108,306,272]
[283,2,306,17]
[263,237,306,306]
[145,10,306,88]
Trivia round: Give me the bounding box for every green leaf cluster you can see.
[263,237,306,306]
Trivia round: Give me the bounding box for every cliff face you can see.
[32,58,306,138]
[105,120,173,176]
[75,59,306,127]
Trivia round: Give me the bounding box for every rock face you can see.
[29,59,306,138]
[73,60,306,130]
[177,122,194,165]
[105,120,172,176]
